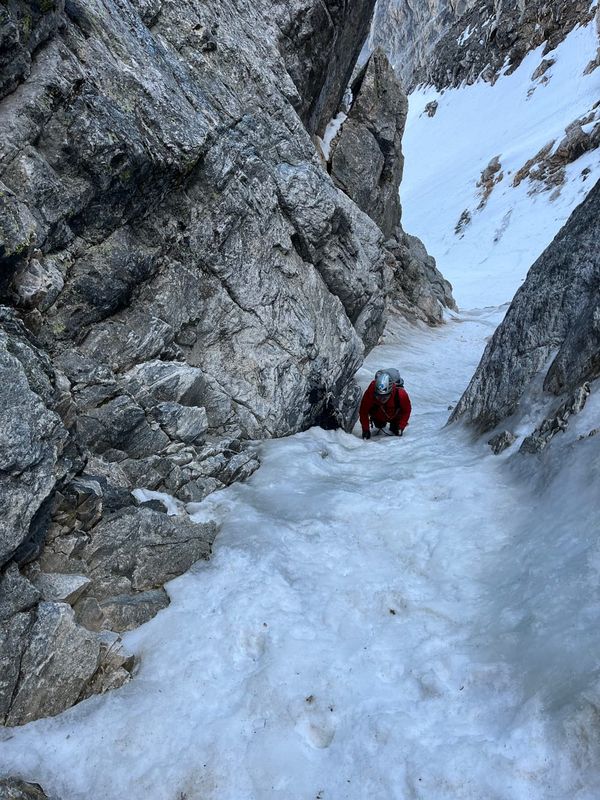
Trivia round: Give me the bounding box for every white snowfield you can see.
[403,16,600,310]
[1,17,600,800]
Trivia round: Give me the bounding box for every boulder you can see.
[4,602,100,726]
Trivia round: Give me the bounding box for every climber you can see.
[359,370,411,440]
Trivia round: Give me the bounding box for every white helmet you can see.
[375,372,392,399]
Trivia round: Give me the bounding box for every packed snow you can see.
[2,17,600,800]
[317,111,348,161]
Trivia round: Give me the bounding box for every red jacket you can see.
[359,381,411,433]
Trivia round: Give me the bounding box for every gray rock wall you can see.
[331,48,406,239]
[327,48,456,323]
[0,0,390,731]
[369,0,472,89]
[450,178,600,433]
[1,0,384,446]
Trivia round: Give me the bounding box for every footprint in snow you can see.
[295,697,337,749]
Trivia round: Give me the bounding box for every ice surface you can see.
[1,19,600,800]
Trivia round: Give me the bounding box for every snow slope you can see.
[402,17,600,310]
[1,17,600,800]
[2,308,599,799]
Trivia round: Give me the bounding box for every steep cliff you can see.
[0,0,391,726]
[324,48,456,323]
[369,0,471,89]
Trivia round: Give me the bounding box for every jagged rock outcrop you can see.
[369,0,471,89]
[426,0,598,89]
[519,383,591,454]
[451,179,600,435]
[327,49,456,324]
[386,231,456,324]
[330,49,406,239]
[0,0,399,729]
[40,506,217,632]
[370,0,598,90]
[0,778,50,800]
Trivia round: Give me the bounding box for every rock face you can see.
[330,49,406,239]
[0,0,418,731]
[327,49,456,324]
[450,179,600,435]
[370,0,598,90]
[1,0,385,450]
[369,0,471,89]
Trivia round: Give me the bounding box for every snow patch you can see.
[131,488,182,516]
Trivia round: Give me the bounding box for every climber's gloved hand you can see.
[362,429,371,440]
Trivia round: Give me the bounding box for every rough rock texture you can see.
[1,0,385,450]
[451,179,600,433]
[370,0,598,90]
[520,384,591,454]
[0,779,50,800]
[0,308,76,568]
[273,0,376,136]
[327,49,456,324]
[330,49,406,239]
[39,507,217,631]
[1,0,417,729]
[369,0,472,89]
[0,597,133,727]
